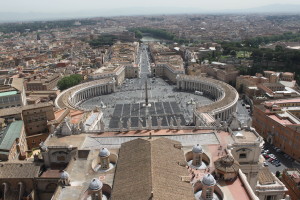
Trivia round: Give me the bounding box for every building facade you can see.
[253,99,300,162]
[26,73,61,91]
[282,168,300,200]
[22,103,55,149]
[0,77,27,109]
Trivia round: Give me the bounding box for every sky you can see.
[1,0,300,13]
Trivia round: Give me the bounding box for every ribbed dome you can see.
[89,178,103,191]
[99,148,110,157]
[60,170,69,179]
[221,155,234,167]
[202,174,216,186]
[192,144,203,153]
[214,155,240,174]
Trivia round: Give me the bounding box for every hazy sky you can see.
[2,0,300,13]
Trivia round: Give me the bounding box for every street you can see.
[262,142,300,174]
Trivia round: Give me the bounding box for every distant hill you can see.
[0,4,300,23]
[221,4,300,14]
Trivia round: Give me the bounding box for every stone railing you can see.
[85,125,217,133]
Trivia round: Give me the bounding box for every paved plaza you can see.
[80,44,213,129]
[108,101,186,128]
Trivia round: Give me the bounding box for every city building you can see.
[253,98,300,162]
[22,102,55,149]
[0,120,27,161]
[282,168,300,200]
[26,90,58,105]
[89,42,140,85]
[0,162,41,199]
[236,71,299,103]
[201,62,239,84]
[25,73,61,91]
[0,107,22,122]
[149,43,185,83]
[256,167,288,200]
[0,77,27,109]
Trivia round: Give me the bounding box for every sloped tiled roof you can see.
[0,162,40,178]
[111,137,194,200]
[258,167,275,185]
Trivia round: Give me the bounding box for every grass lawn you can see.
[237,51,251,58]
[220,55,231,59]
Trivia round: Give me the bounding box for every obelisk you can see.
[143,80,151,107]
[145,80,148,105]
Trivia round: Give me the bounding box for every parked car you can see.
[269,154,275,158]
[274,161,281,165]
[275,163,281,167]
[263,162,269,167]
[270,159,277,163]
[271,160,278,164]
[264,154,270,159]
[276,149,281,153]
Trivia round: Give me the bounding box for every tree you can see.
[275,171,281,178]
[57,74,83,91]
[275,45,283,52]
[134,30,143,39]
[230,50,237,57]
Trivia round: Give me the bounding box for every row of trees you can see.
[221,32,300,54]
[128,27,189,44]
[89,35,118,47]
[57,74,83,91]
[244,32,300,48]
[128,27,175,40]
[214,31,300,84]
[0,20,97,34]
